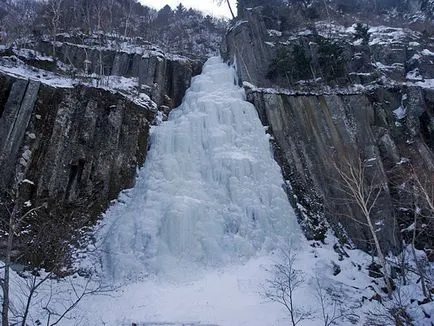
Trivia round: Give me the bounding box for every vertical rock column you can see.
[0,79,40,188]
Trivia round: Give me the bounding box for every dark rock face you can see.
[222,8,272,87]
[0,33,204,268]
[221,6,434,254]
[247,86,434,252]
[223,8,434,89]
[223,6,434,254]
[0,73,154,267]
[0,78,40,185]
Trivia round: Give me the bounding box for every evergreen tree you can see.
[354,22,370,45]
[176,3,186,17]
[155,4,173,26]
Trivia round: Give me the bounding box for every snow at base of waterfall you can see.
[4,235,433,326]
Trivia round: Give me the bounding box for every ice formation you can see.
[100,57,298,282]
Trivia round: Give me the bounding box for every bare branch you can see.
[264,250,314,325]
[332,156,393,296]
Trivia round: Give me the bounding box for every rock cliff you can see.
[0,73,154,266]
[13,36,203,108]
[248,86,433,252]
[0,37,202,267]
[223,7,434,254]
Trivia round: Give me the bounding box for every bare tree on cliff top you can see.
[215,0,235,19]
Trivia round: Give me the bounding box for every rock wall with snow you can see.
[22,36,203,108]
[0,72,155,267]
[248,87,433,251]
[0,35,205,267]
[223,8,434,253]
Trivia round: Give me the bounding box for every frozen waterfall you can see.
[100,57,298,282]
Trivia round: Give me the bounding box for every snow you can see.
[267,29,282,37]
[368,26,414,46]
[0,241,360,325]
[61,40,163,58]
[397,157,410,165]
[244,83,367,97]
[421,49,434,56]
[373,61,403,71]
[393,106,407,119]
[297,29,313,36]
[228,20,248,32]
[242,81,257,90]
[12,47,54,62]
[0,58,74,88]
[415,79,434,89]
[401,222,416,232]
[12,228,433,326]
[0,57,157,110]
[73,255,292,325]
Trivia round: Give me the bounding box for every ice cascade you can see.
[100,57,298,282]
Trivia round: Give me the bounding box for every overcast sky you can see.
[138,0,237,18]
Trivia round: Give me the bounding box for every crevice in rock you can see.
[419,111,432,149]
[65,159,85,201]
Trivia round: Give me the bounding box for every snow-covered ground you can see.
[2,57,433,326]
[5,237,433,325]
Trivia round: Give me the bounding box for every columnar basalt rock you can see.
[246,86,433,252]
[0,32,205,267]
[222,8,272,87]
[29,40,203,108]
[0,73,155,266]
[223,5,434,253]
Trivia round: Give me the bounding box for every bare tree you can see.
[395,164,433,301]
[93,0,106,32]
[264,250,314,325]
[41,277,111,326]
[46,0,63,56]
[365,288,413,326]
[123,0,133,38]
[0,183,112,326]
[15,270,54,326]
[411,167,434,301]
[0,186,44,326]
[107,0,116,34]
[410,166,434,215]
[215,0,236,19]
[314,277,359,325]
[333,157,393,295]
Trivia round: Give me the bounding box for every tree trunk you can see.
[411,213,430,300]
[226,0,235,19]
[2,205,17,326]
[364,206,393,296]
